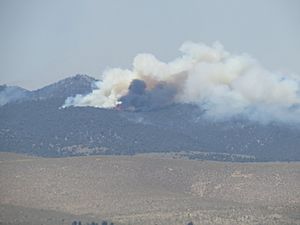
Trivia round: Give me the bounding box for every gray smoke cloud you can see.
[63,41,300,124]
[118,79,177,111]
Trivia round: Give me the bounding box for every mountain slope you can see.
[0,85,31,106]
[0,74,98,106]
[0,74,299,162]
[0,99,299,161]
[32,74,98,100]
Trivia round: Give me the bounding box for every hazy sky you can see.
[0,0,299,90]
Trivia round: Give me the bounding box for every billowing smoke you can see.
[117,79,177,111]
[63,41,300,124]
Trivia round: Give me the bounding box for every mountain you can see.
[32,74,98,100]
[0,75,299,162]
[0,74,98,106]
[0,85,31,106]
[0,101,299,161]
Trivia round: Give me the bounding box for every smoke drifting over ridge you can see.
[63,41,300,123]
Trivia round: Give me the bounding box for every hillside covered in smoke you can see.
[64,42,300,124]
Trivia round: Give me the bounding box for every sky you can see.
[0,0,299,90]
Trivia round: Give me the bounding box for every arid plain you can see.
[0,152,299,225]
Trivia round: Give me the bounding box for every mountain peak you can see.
[72,74,97,81]
[0,85,30,106]
[32,74,98,100]
[0,74,99,106]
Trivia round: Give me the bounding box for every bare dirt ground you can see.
[0,152,299,225]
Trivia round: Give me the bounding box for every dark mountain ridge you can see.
[0,84,31,106]
[0,74,97,106]
[32,74,97,100]
[0,75,299,162]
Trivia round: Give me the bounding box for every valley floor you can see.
[0,152,299,225]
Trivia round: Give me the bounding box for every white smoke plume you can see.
[63,41,300,124]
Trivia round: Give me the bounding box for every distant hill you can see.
[0,75,299,162]
[32,74,98,100]
[0,85,31,106]
[0,74,97,106]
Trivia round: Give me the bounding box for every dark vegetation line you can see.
[71,221,194,225]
